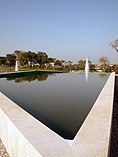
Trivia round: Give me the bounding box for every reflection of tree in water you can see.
[6,73,48,83]
[98,74,108,79]
[37,74,48,81]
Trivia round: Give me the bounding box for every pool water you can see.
[0,72,109,139]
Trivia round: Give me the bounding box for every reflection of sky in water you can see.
[0,73,109,139]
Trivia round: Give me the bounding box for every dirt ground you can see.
[0,139,10,157]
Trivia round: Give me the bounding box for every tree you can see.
[65,61,73,71]
[112,64,118,73]
[14,50,27,67]
[37,52,48,68]
[77,60,86,70]
[110,38,118,53]
[19,52,28,66]
[47,57,56,64]
[26,51,37,65]
[71,64,78,70]
[54,60,62,66]
[14,50,38,67]
[0,57,7,66]
[77,59,95,71]
[6,54,16,66]
[89,63,96,71]
[14,50,22,58]
[99,56,109,72]
[77,60,92,70]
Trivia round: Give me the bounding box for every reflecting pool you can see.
[0,72,109,139]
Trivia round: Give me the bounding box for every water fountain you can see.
[85,58,89,82]
[15,59,18,72]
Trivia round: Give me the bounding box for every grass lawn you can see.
[0,66,15,72]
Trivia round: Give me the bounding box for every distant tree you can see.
[47,57,56,63]
[27,51,37,64]
[65,61,73,71]
[110,38,118,53]
[14,50,22,58]
[89,63,96,71]
[61,60,66,64]
[105,65,112,72]
[77,60,91,70]
[77,60,86,70]
[6,54,16,66]
[0,57,7,65]
[71,64,78,70]
[21,52,28,66]
[77,59,95,71]
[99,56,109,72]
[115,65,118,74]
[37,52,48,68]
[14,50,27,67]
[112,64,118,73]
[54,60,62,66]
[67,60,73,65]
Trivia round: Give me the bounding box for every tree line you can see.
[0,50,118,73]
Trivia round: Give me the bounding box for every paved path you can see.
[109,76,118,156]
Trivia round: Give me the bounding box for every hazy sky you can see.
[0,0,118,63]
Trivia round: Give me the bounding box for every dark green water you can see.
[0,72,109,139]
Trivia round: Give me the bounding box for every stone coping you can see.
[0,72,115,157]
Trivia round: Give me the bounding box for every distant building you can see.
[49,62,55,67]
[95,65,102,72]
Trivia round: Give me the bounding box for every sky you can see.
[0,0,118,64]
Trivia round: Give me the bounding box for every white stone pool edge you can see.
[0,72,115,157]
